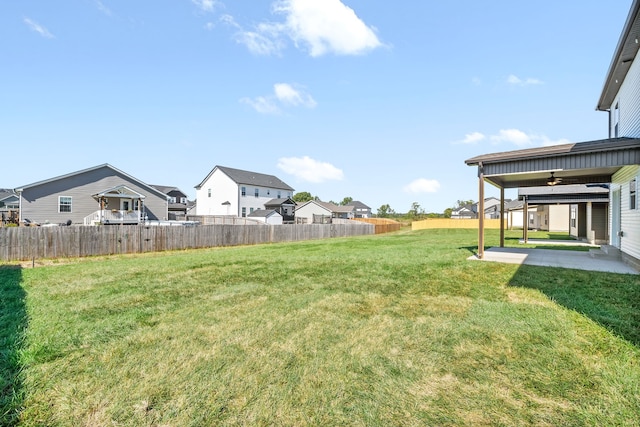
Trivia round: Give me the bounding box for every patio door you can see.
[612,188,622,248]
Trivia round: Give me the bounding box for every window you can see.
[180,197,187,204]
[241,207,246,217]
[277,191,281,198]
[241,187,246,197]
[169,197,176,204]
[571,207,576,228]
[133,200,141,211]
[207,189,211,198]
[254,188,259,198]
[250,207,254,213]
[59,196,72,213]
[631,178,637,210]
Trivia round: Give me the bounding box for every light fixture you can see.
[547,172,559,186]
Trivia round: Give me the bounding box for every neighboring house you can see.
[450,198,505,219]
[295,200,355,224]
[519,184,609,239]
[15,164,168,226]
[465,1,640,264]
[194,166,294,218]
[505,200,525,229]
[346,201,372,218]
[151,185,190,219]
[264,197,296,223]
[0,189,19,224]
[248,209,283,225]
[451,204,476,219]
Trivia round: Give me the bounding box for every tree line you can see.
[294,192,475,221]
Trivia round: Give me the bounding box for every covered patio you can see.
[465,137,640,259]
[84,185,147,225]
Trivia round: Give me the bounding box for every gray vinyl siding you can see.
[20,166,167,225]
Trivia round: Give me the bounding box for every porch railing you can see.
[83,210,142,226]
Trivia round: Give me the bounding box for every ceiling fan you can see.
[547,172,562,186]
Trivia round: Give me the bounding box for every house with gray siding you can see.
[15,164,168,226]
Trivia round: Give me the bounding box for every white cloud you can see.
[242,83,316,114]
[490,129,532,146]
[204,22,215,31]
[403,179,441,194]
[459,129,572,148]
[461,132,485,144]
[274,83,317,107]
[227,0,382,57]
[277,156,344,183]
[23,18,54,38]
[507,74,544,86]
[272,0,382,57]
[239,96,281,115]
[192,0,218,12]
[95,0,112,16]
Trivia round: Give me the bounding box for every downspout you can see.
[16,189,22,224]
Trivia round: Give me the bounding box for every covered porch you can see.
[465,137,640,258]
[84,185,147,225]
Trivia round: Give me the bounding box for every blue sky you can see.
[1,1,632,213]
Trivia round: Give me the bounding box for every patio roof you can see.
[465,137,640,189]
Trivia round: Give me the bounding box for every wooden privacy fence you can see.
[352,218,402,234]
[0,223,374,262]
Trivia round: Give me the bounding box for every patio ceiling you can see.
[465,137,640,189]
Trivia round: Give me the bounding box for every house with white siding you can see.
[465,0,640,267]
[194,166,294,218]
[15,164,168,226]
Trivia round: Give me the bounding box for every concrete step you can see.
[589,245,622,259]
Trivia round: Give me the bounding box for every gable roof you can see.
[15,164,167,199]
[597,0,640,111]
[195,165,294,191]
[0,189,17,202]
[265,197,295,206]
[150,185,188,198]
[248,209,282,218]
[346,200,371,209]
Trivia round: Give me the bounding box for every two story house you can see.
[465,0,640,266]
[194,166,295,218]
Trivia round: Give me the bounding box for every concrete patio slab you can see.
[468,246,638,274]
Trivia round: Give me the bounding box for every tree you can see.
[339,196,353,206]
[408,202,423,219]
[293,192,314,203]
[377,204,394,218]
[444,207,453,218]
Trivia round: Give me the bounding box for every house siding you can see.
[19,167,167,224]
[195,167,294,217]
[614,50,640,137]
[195,171,238,216]
[548,205,569,232]
[295,202,332,224]
[612,165,640,260]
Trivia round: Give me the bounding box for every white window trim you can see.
[58,196,72,213]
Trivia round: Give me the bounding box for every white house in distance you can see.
[194,166,294,218]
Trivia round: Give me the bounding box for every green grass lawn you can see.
[1,228,639,426]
